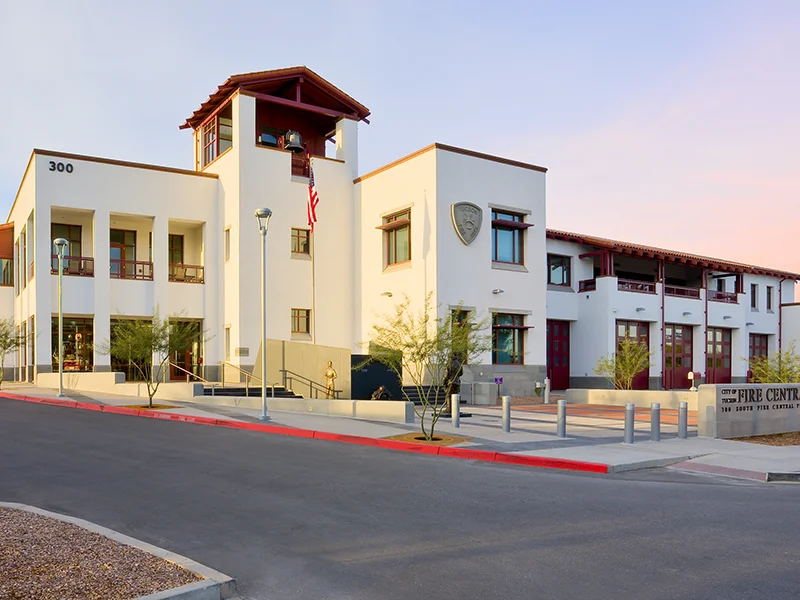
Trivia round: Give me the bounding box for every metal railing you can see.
[168,361,220,394]
[169,264,204,284]
[280,369,341,399]
[578,278,596,292]
[664,284,701,299]
[51,255,94,277]
[219,361,279,397]
[617,278,656,294]
[110,259,153,280]
[708,290,738,304]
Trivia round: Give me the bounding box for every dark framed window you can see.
[168,234,184,265]
[291,228,310,254]
[749,334,768,360]
[717,278,726,292]
[291,309,311,334]
[492,313,525,365]
[491,210,526,265]
[259,126,288,148]
[547,254,571,286]
[51,224,82,271]
[767,286,774,311]
[224,228,231,262]
[52,317,93,372]
[380,210,411,267]
[750,283,758,309]
[201,102,233,167]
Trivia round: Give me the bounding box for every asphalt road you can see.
[2,398,799,600]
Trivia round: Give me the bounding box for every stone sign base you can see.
[698,384,800,438]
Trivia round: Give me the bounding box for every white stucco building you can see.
[4,66,799,397]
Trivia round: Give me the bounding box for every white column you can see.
[33,206,52,375]
[152,216,169,318]
[93,211,111,371]
[335,117,359,181]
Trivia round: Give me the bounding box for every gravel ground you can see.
[0,507,201,600]
[736,431,800,446]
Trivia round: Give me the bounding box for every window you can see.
[110,229,141,279]
[749,334,768,360]
[14,240,19,294]
[20,230,25,290]
[451,309,472,364]
[547,254,571,286]
[200,102,233,167]
[492,313,525,365]
[751,283,758,309]
[380,210,411,267]
[169,234,184,265]
[259,126,288,148]
[51,224,82,272]
[224,228,231,261]
[717,278,726,292]
[52,317,93,372]
[291,228,310,254]
[491,210,527,265]
[0,258,12,287]
[291,309,311,334]
[767,286,774,311]
[224,327,231,361]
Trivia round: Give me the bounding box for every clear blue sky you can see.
[1,0,798,270]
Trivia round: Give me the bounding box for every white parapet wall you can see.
[37,372,202,400]
[566,388,698,411]
[697,384,800,438]
[192,395,415,424]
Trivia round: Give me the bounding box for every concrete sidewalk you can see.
[7,384,800,481]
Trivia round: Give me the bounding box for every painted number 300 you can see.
[48,161,74,173]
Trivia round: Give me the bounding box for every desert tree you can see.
[593,336,652,390]
[747,343,800,384]
[360,294,491,441]
[0,318,24,389]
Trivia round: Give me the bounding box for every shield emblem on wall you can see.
[450,202,483,246]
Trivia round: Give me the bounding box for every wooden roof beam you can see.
[241,90,347,120]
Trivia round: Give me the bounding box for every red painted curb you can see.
[0,391,611,474]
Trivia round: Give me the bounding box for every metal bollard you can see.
[502,395,511,432]
[651,402,661,442]
[678,401,688,439]
[544,377,551,404]
[557,399,566,438]
[624,403,635,444]
[451,394,460,428]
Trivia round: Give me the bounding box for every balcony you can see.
[618,278,656,294]
[578,278,596,292]
[110,259,153,280]
[169,264,204,284]
[708,290,738,304]
[664,284,701,299]
[51,255,94,277]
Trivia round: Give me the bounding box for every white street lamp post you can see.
[254,208,272,421]
[53,238,68,397]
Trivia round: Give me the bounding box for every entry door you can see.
[170,321,202,381]
[664,324,693,389]
[617,320,650,390]
[546,320,570,390]
[707,327,732,384]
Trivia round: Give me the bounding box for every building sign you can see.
[718,386,800,413]
[450,202,482,246]
[698,384,800,438]
[235,347,249,357]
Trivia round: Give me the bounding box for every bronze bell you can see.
[283,130,304,153]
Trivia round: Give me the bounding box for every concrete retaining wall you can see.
[36,372,202,400]
[697,383,800,438]
[192,395,415,424]
[566,388,698,411]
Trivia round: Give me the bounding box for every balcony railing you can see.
[618,278,656,294]
[51,255,94,277]
[578,278,596,292]
[708,289,738,304]
[169,264,204,284]
[664,284,701,299]
[110,259,153,280]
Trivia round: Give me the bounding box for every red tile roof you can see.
[546,228,800,280]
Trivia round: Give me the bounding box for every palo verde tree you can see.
[747,343,800,383]
[0,318,24,389]
[361,294,491,441]
[98,309,201,408]
[593,336,652,390]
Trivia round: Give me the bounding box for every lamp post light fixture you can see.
[255,207,273,421]
[53,237,69,398]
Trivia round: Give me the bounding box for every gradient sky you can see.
[1,0,798,271]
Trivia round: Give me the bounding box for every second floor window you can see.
[381,210,411,267]
[767,286,774,311]
[751,284,758,309]
[547,254,571,286]
[169,234,184,265]
[291,228,310,254]
[491,210,526,265]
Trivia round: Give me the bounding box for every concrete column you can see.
[93,210,111,371]
[33,206,52,375]
[335,118,359,182]
[152,215,169,315]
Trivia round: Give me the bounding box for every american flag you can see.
[307,162,319,232]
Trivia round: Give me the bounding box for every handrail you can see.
[219,361,266,398]
[168,361,213,384]
[280,368,342,399]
